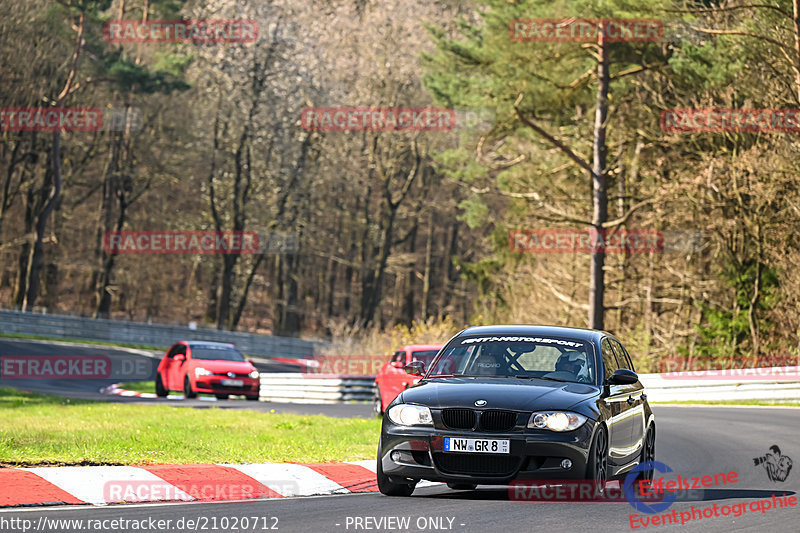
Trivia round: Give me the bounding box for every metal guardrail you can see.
[258,367,800,404]
[639,367,800,402]
[0,309,321,358]
[260,373,376,403]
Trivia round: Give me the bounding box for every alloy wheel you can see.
[594,429,608,490]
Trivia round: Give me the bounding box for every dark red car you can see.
[374,344,442,415]
[155,341,260,400]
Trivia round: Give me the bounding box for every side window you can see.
[175,344,187,358]
[610,339,635,372]
[167,344,181,358]
[391,351,405,363]
[601,338,619,378]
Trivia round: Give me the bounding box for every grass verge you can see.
[0,388,380,466]
[117,381,156,394]
[652,400,800,407]
[0,332,162,351]
[116,381,220,398]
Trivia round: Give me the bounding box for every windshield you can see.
[428,335,596,384]
[411,350,439,368]
[190,345,246,362]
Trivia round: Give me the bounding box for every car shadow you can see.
[419,485,796,503]
[674,487,797,502]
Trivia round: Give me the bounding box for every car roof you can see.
[182,341,236,348]
[399,344,444,351]
[457,325,612,343]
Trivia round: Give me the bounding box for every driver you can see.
[472,344,509,376]
[555,350,589,382]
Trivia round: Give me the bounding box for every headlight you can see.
[527,411,587,432]
[194,367,212,377]
[387,404,433,426]
[249,370,260,379]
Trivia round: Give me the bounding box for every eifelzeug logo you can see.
[753,445,793,482]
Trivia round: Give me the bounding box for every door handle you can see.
[627,396,635,405]
[640,393,647,401]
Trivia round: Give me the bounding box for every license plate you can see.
[443,437,509,454]
[221,379,244,387]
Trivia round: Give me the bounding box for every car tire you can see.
[634,424,656,494]
[376,444,416,496]
[183,376,197,399]
[373,385,384,417]
[155,373,167,397]
[215,394,228,400]
[586,425,608,496]
[446,483,477,491]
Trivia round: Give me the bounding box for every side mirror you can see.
[174,354,185,362]
[390,361,405,368]
[404,361,425,376]
[606,368,638,385]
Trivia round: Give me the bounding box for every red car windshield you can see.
[411,350,439,368]
[190,346,245,361]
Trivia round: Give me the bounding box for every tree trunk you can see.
[205,262,220,324]
[442,222,459,313]
[615,163,626,329]
[326,255,336,320]
[360,209,396,326]
[793,0,800,101]
[589,32,609,330]
[421,213,434,319]
[24,131,63,311]
[92,113,124,317]
[400,223,417,325]
[217,254,238,330]
[274,253,301,335]
[231,254,265,330]
[0,139,26,243]
[22,10,84,311]
[13,185,36,307]
[749,224,763,356]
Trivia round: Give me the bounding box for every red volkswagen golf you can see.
[155,341,260,400]
[374,344,442,415]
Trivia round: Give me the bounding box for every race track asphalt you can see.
[0,338,373,418]
[1,338,798,532]
[1,406,797,532]
[0,339,800,533]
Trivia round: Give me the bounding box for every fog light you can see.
[391,451,402,462]
[561,459,572,470]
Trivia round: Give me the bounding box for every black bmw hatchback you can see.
[376,325,655,496]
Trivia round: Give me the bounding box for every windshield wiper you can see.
[514,375,568,382]
[437,373,508,378]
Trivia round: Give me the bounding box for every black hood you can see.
[398,377,600,413]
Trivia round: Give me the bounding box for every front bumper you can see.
[379,419,598,485]
[194,376,260,395]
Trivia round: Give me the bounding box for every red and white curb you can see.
[99,384,218,401]
[100,383,160,399]
[0,460,438,508]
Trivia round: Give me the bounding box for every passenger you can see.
[554,351,590,382]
